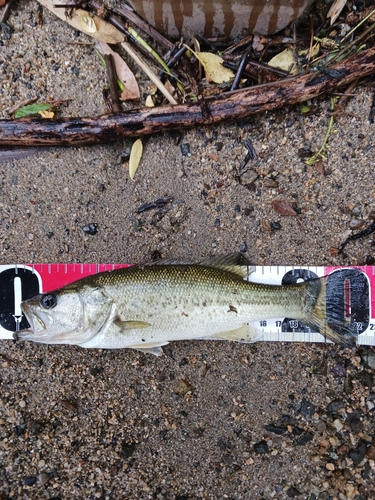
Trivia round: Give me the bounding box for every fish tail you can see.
[304,277,357,346]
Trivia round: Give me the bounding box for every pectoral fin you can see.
[208,323,263,343]
[113,319,151,330]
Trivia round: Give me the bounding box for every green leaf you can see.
[14,103,53,118]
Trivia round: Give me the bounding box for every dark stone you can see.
[356,370,374,388]
[253,440,269,454]
[121,441,136,459]
[297,397,315,419]
[240,242,247,253]
[349,439,367,465]
[326,400,345,415]
[265,424,287,435]
[287,486,301,497]
[82,223,98,235]
[180,143,190,156]
[15,425,25,437]
[22,476,37,486]
[295,432,313,446]
[292,426,304,435]
[217,438,231,450]
[349,417,362,433]
[215,142,223,151]
[331,363,346,378]
[362,461,371,479]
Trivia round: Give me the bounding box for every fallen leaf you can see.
[129,139,143,180]
[327,0,348,25]
[299,42,320,59]
[14,103,53,118]
[145,95,155,107]
[97,41,140,100]
[37,1,124,44]
[38,110,54,118]
[268,48,299,75]
[190,49,234,84]
[79,12,97,33]
[314,161,325,175]
[271,200,297,216]
[0,0,6,6]
[329,246,339,257]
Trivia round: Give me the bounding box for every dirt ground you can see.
[0,1,374,499]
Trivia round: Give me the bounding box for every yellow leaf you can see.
[299,42,320,58]
[129,139,143,180]
[190,50,234,84]
[79,12,97,33]
[268,48,299,76]
[38,110,54,118]
[145,95,155,107]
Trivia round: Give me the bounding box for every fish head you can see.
[16,284,113,345]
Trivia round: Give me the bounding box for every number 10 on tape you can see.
[0,264,373,346]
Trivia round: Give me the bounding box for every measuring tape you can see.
[0,264,373,346]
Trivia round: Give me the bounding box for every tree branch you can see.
[0,47,374,147]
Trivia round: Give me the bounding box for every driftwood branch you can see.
[0,47,374,147]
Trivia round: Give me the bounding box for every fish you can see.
[15,254,357,354]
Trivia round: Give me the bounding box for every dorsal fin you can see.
[198,253,255,279]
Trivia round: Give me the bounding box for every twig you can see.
[120,41,177,105]
[117,1,173,51]
[0,47,374,146]
[103,53,122,113]
[0,0,16,23]
[305,97,336,165]
[339,220,375,255]
[231,47,251,91]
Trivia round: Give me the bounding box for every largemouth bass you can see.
[16,255,356,354]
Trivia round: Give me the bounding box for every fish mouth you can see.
[15,302,49,341]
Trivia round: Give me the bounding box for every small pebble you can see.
[253,440,269,454]
[22,476,37,486]
[19,400,26,408]
[82,223,98,235]
[180,143,190,156]
[37,472,50,485]
[333,419,343,432]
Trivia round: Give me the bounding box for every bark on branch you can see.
[0,47,374,147]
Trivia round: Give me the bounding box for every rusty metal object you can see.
[126,0,314,38]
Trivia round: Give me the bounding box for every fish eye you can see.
[40,293,57,310]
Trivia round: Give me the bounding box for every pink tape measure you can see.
[0,264,373,346]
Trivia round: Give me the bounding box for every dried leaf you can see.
[0,0,6,7]
[314,161,325,175]
[38,110,54,118]
[129,139,143,180]
[37,1,124,44]
[268,48,299,76]
[190,50,234,84]
[145,95,155,107]
[79,12,97,33]
[271,200,297,216]
[97,41,140,100]
[14,103,53,118]
[299,42,320,59]
[327,0,348,25]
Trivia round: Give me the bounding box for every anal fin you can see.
[127,341,169,356]
[207,323,263,343]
